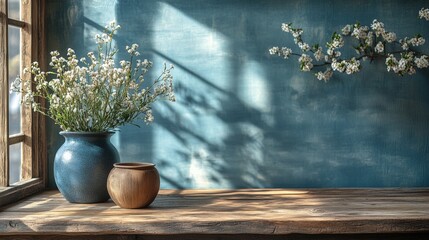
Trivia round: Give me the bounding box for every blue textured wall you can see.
[46,0,429,188]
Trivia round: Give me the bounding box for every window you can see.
[0,0,45,206]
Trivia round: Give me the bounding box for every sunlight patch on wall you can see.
[153,2,231,90]
[238,60,271,113]
[150,3,235,188]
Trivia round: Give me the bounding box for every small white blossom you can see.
[269,47,292,59]
[144,109,154,123]
[280,47,293,58]
[408,36,425,46]
[282,23,291,32]
[365,31,374,46]
[398,58,408,71]
[351,25,369,39]
[414,55,429,68]
[370,19,385,37]
[399,38,409,50]
[313,47,324,61]
[327,48,341,58]
[382,32,396,43]
[375,41,384,53]
[331,60,345,73]
[315,68,333,82]
[10,77,21,93]
[95,33,112,44]
[298,54,313,71]
[330,34,344,49]
[345,58,361,74]
[386,54,398,72]
[341,25,352,35]
[298,42,310,52]
[281,23,292,32]
[106,20,121,31]
[324,55,331,62]
[126,43,140,56]
[419,8,429,21]
[50,51,59,57]
[291,29,303,38]
[268,47,279,55]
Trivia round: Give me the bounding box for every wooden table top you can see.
[0,188,429,235]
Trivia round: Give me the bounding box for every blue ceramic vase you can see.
[54,131,119,203]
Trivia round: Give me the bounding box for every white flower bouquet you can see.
[11,21,175,132]
[269,8,429,81]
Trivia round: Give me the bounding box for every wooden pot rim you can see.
[113,162,156,169]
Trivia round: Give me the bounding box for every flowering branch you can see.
[11,21,175,132]
[269,8,429,82]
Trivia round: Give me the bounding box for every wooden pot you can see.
[107,162,160,209]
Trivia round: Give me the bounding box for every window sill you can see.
[0,178,45,206]
[0,188,428,239]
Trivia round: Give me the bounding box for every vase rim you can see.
[114,162,156,169]
[59,131,115,136]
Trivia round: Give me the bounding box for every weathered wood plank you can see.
[0,189,429,235]
[6,18,25,28]
[0,235,138,240]
[0,178,44,206]
[0,0,9,187]
[32,0,46,184]
[1,233,429,240]
[20,0,33,182]
[8,134,25,145]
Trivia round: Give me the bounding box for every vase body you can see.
[107,163,160,208]
[54,131,119,203]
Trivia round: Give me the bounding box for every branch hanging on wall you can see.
[269,7,429,82]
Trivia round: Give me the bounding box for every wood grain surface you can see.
[0,188,428,236]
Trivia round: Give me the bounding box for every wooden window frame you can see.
[0,0,46,206]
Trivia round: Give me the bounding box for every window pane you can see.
[8,0,20,20]
[9,143,22,184]
[8,25,21,135]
